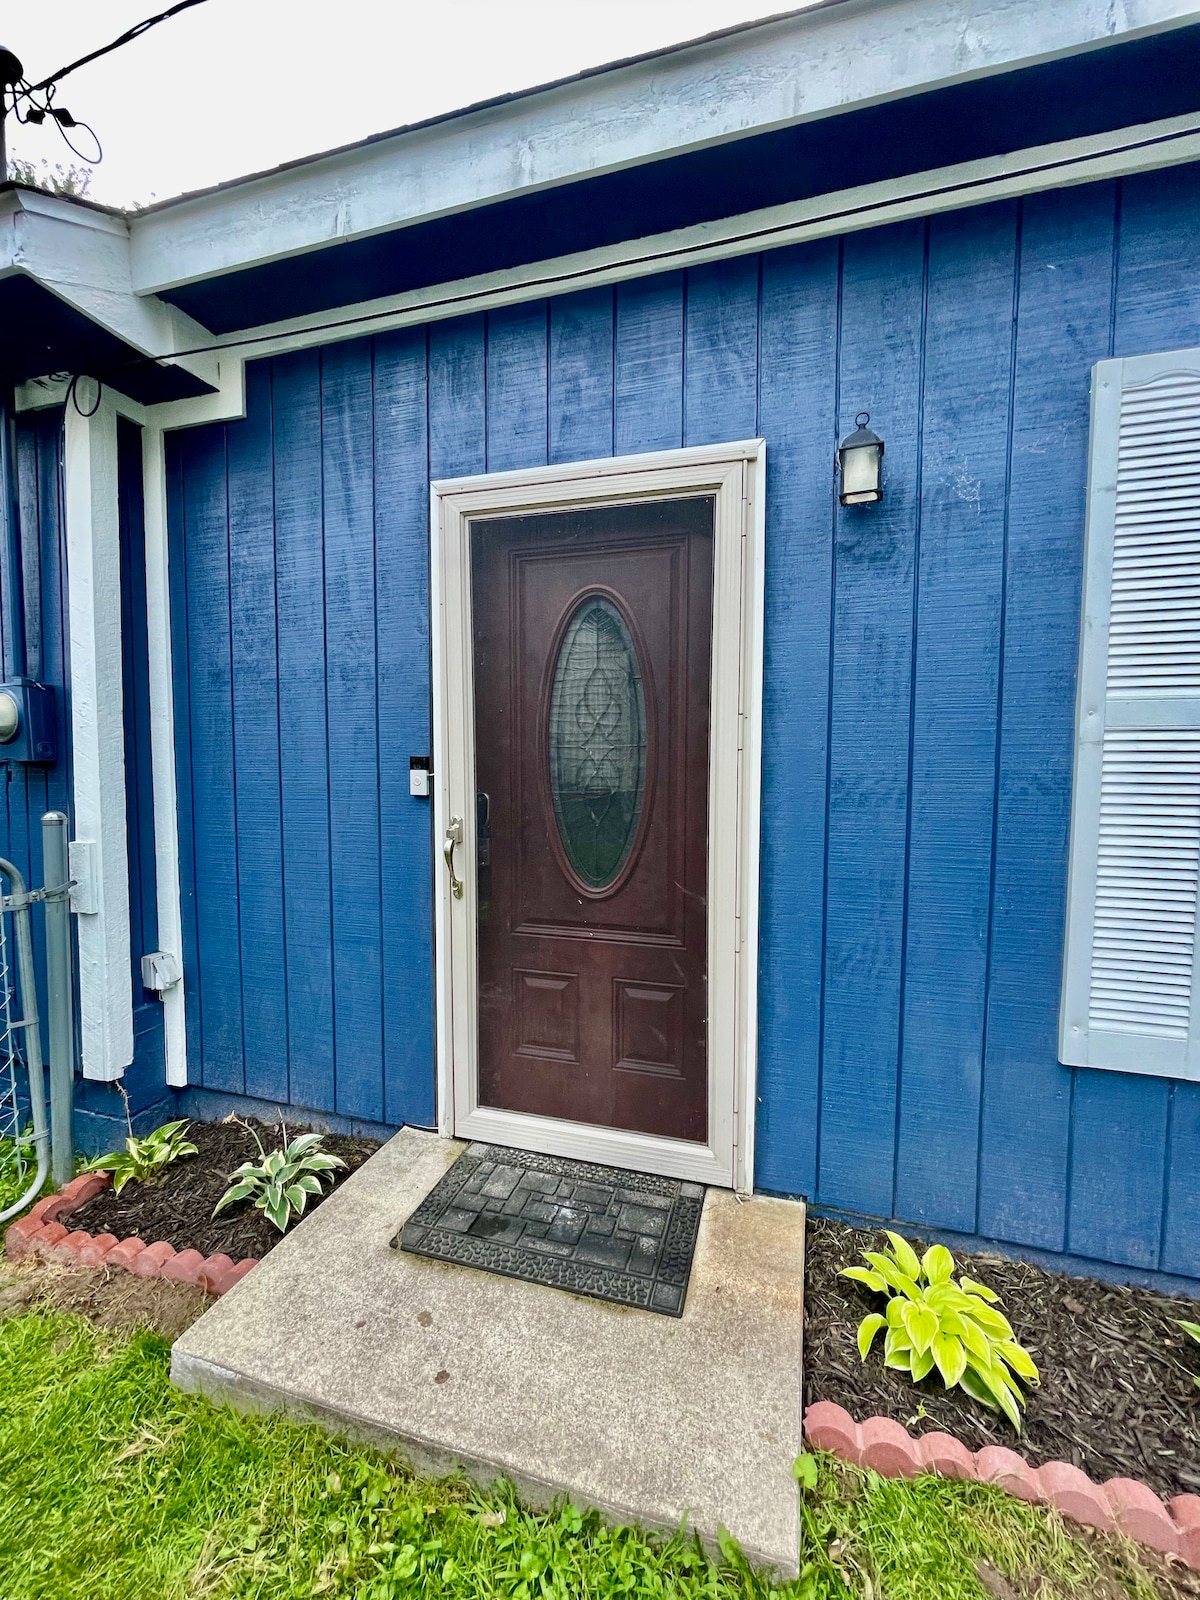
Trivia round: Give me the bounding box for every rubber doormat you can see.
[394,1143,705,1316]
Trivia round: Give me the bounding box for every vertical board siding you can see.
[9,412,71,1028]
[818,219,926,1219]
[548,288,614,463]
[166,435,202,1086]
[1112,166,1200,358]
[977,185,1117,1255]
[683,259,760,447]
[272,349,334,1113]
[429,316,487,481]
[116,416,168,1102]
[1162,1085,1200,1278]
[226,365,288,1104]
[165,167,1200,1280]
[894,204,1016,1232]
[118,417,159,992]
[180,426,244,1093]
[373,327,434,1128]
[486,304,549,472]
[615,273,684,455]
[755,239,840,1198]
[321,340,383,1122]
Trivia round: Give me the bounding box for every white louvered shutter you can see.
[1061,349,1200,1081]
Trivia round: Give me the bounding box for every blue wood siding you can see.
[117,417,166,1096]
[167,164,1200,1282]
[10,410,72,977]
[5,412,165,1133]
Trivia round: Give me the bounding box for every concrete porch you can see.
[170,1128,806,1575]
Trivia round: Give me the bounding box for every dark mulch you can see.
[805,1217,1200,1502]
[71,1117,380,1262]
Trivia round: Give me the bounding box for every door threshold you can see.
[455,1105,733,1188]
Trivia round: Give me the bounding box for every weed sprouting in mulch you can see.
[805,1217,1200,1501]
[71,1117,380,1261]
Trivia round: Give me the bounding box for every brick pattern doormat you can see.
[394,1143,705,1316]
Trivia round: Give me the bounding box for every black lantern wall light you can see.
[836,413,885,505]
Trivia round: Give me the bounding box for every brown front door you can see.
[471,497,713,1142]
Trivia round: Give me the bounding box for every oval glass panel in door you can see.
[548,595,648,890]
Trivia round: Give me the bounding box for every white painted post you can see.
[141,422,188,1087]
[63,385,134,1081]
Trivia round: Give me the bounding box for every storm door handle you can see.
[443,816,464,900]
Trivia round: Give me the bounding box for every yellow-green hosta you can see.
[840,1232,1039,1432]
[1180,1320,1200,1388]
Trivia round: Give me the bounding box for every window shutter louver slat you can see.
[1061,350,1200,1081]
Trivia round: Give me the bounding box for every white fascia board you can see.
[129,0,1200,296]
[0,190,219,391]
[130,107,1200,432]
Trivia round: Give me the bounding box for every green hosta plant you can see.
[1179,1320,1200,1388]
[841,1232,1039,1432]
[214,1128,345,1233]
[84,1119,198,1195]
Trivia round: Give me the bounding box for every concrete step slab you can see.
[170,1127,805,1575]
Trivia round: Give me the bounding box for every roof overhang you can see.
[0,188,219,400]
[129,0,1200,314]
[9,0,1200,404]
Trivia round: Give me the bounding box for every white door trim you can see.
[431,440,765,1193]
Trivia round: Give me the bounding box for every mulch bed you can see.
[72,1117,380,1263]
[805,1217,1200,1503]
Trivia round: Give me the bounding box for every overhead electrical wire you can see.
[4,0,211,168]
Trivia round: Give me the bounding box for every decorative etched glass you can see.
[549,596,647,889]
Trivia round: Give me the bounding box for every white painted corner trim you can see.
[431,440,766,1193]
[63,390,134,1082]
[141,423,188,1088]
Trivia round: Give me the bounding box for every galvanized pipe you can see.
[42,812,75,1186]
[0,856,49,1224]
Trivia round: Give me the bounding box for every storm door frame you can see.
[430,441,765,1192]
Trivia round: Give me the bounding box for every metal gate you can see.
[0,812,76,1224]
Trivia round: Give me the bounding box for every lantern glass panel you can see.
[841,443,881,502]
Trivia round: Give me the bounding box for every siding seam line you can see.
[371,337,384,1123]
[975,198,1024,1238]
[814,236,845,1203]
[319,351,338,1114]
[268,360,291,1108]
[1108,177,1123,359]
[1158,1084,1177,1272]
[224,425,248,1097]
[890,218,930,1220]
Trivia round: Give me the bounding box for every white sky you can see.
[4,0,804,209]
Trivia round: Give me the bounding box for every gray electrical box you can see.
[0,678,56,763]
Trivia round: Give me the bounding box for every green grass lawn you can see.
[0,1297,1180,1600]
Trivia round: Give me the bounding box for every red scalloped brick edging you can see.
[3,1171,257,1296]
[805,1401,1200,1569]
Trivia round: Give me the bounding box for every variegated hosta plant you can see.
[214,1130,345,1234]
[841,1232,1039,1432]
